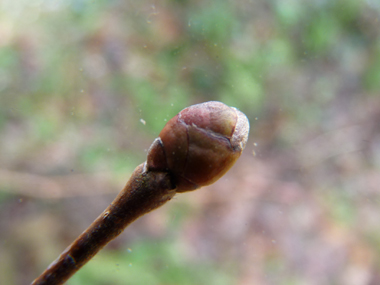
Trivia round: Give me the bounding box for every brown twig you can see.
[31,164,176,285]
[30,101,249,285]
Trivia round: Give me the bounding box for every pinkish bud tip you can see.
[147,101,249,192]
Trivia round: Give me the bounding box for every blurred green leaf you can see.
[70,239,234,285]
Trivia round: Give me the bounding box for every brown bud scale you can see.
[147,101,249,192]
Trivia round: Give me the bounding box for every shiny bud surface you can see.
[147,101,249,192]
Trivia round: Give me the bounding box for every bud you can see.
[147,101,249,192]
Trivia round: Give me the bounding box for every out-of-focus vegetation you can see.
[1,0,380,284]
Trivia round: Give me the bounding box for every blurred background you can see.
[1,0,380,284]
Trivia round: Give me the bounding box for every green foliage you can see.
[220,62,263,113]
[70,239,234,285]
[324,190,357,227]
[187,1,237,44]
[127,78,190,134]
[364,40,380,91]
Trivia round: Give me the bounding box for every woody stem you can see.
[31,163,176,285]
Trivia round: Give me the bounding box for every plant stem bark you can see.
[31,163,176,285]
[30,101,250,285]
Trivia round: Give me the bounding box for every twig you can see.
[30,101,249,284]
[31,164,175,285]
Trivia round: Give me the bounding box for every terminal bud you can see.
[147,101,249,192]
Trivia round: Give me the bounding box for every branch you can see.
[30,101,249,285]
